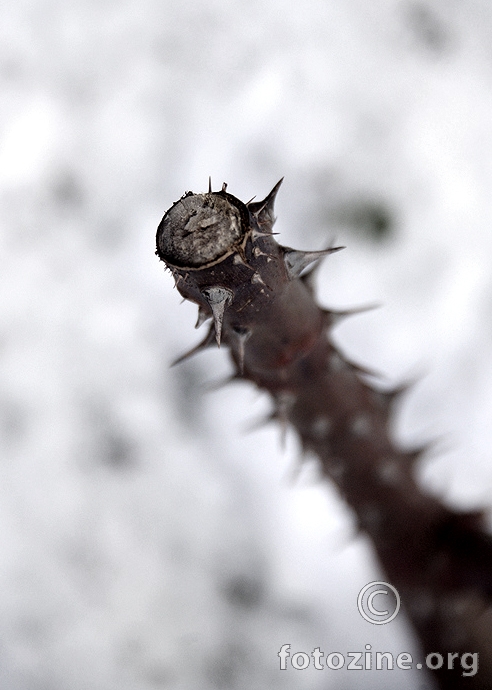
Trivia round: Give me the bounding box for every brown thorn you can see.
[195,306,210,329]
[402,436,444,465]
[283,246,345,280]
[324,303,381,328]
[233,252,254,270]
[247,178,284,231]
[242,412,277,434]
[251,272,265,286]
[232,326,252,375]
[170,326,216,367]
[372,376,420,411]
[274,391,296,450]
[202,374,242,392]
[201,286,233,347]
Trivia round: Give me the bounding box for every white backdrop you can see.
[1,1,492,688]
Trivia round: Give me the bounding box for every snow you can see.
[1,0,492,688]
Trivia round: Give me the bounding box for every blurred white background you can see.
[1,0,492,688]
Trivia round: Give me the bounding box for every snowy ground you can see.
[1,0,492,688]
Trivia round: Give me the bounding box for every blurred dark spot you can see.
[103,433,136,470]
[207,644,246,689]
[405,2,451,54]
[222,574,264,609]
[336,200,394,243]
[81,402,138,471]
[52,171,85,209]
[208,657,235,688]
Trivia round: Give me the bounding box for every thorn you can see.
[170,326,216,366]
[247,178,284,232]
[402,436,444,466]
[323,303,381,328]
[284,456,304,484]
[283,246,345,280]
[252,246,270,259]
[202,374,242,392]
[298,237,343,291]
[245,392,295,443]
[299,260,322,293]
[274,391,296,450]
[232,326,251,374]
[222,182,227,192]
[201,286,233,347]
[403,444,429,466]
[346,358,382,379]
[208,176,212,193]
[233,252,254,269]
[251,229,278,241]
[195,306,210,329]
[243,411,277,434]
[327,348,382,379]
[251,272,265,285]
[372,377,417,410]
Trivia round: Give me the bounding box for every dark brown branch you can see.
[156,180,492,689]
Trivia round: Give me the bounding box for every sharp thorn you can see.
[346,359,382,379]
[233,252,254,269]
[252,229,279,241]
[243,412,276,434]
[232,326,251,375]
[170,326,216,366]
[328,348,382,379]
[401,435,446,467]
[274,391,296,450]
[373,377,418,409]
[208,176,212,193]
[252,246,271,259]
[195,306,210,329]
[202,374,242,392]
[284,456,304,484]
[299,261,321,293]
[201,286,233,347]
[283,246,345,280]
[251,272,265,285]
[404,444,430,465]
[298,237,343,290]
[324,303,381,327]
[222,182,227,192]
[247,178,284,232]
[237,346,245,375]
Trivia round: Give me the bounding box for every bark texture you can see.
[156,180,492,689]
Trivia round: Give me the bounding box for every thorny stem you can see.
[156,180,492,689]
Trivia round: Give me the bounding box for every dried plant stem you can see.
[156,180,492,689]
